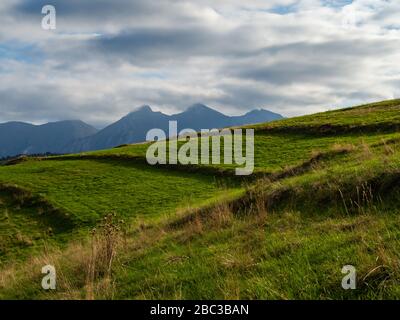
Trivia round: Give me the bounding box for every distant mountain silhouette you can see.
[0,120,98,158]
[67,106,171,152]
[231,109,284,126]
[67,104,283,153]
[173,104,230,132]
[1,104,283,157]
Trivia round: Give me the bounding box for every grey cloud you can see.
[88,26,254,65]
[0,0,399,125]
[14,0,160,20]
[0,86,74,122]
[225,39,398,85]
[11,0,219,33]
[216,82,326,112]
[0,84,122,128]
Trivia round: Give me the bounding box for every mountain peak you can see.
[186,103,213,112]
[125,105,154,119]
[246,108,284,118]
[245,108,268,115]
[230,108,283,126]
[135,105,153,113]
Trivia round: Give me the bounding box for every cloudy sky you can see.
[0,0,399,128]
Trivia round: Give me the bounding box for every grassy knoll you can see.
[57,130,400,176]
[252,99,400,132]
[0,159,235,224]
[0,159,239,269]
[0,188,73,265]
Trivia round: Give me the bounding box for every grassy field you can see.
[1,99,400,299]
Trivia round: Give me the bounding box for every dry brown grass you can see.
[180,215,203,242]
[85,213,124,299]
[331,143,356,153]
[359,140,374,160]
[15,232,34,247]
[0,264,17,290]
[338,181,377,216]
[383,142,395,156]
[310,149,323,159]
[211,202,233,228]
[0,241,89,299]
[0,212,126,300]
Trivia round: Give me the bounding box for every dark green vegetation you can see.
[1,99,400,299]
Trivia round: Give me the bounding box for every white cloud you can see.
[0,0,399,126]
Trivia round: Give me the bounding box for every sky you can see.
[0,0,399,128]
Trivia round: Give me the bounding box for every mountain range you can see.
[0,120,97,158]
[0,104,283,158]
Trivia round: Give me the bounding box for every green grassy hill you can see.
[1,99,400,299]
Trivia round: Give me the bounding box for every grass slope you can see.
[0,99,400,299]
